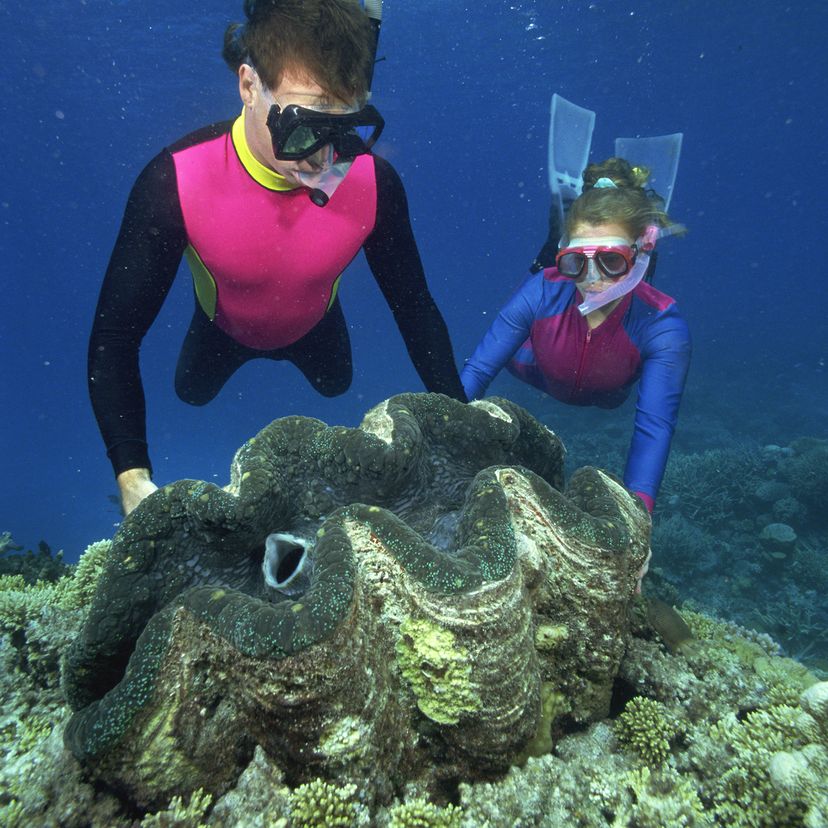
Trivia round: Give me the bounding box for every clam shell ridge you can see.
[62,393,649,808]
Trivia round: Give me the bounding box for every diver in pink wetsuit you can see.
[89,0,465,515]
[462,158,691,514]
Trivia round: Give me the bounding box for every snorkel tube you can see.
[302,0,383,207]
[577,224,685,316]
[296,146,354,206]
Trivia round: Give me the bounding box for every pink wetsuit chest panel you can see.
[531,292,641,404]
[173,134,376,349]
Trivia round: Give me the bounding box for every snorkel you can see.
[576,223,684,316]
[295,147,355,207]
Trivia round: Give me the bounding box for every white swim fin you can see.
[548,93,596,233]
[614,132,683,210]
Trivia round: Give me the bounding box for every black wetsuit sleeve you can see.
[87,151,187,476]
[363,155,466,401]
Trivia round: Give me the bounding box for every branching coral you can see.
[614,697,676,767]
[659,446,766,528]
[140,789,213,828]
[289,779,357,828]
[387,797,463,828]
[705,704,822,826]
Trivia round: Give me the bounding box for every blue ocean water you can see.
[1,0,826,563]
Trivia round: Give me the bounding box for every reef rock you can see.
[61,393,650,809]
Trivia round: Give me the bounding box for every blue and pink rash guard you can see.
[89,114,465,476]
[461,269,691,511]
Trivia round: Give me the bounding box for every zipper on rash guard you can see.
[573,328,592,398]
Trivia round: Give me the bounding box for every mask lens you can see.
[596,251,630,278]
[557,251,586,278]
[282,124,325,156]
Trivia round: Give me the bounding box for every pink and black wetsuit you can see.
[461,269,691,511]
[89,115,465,477]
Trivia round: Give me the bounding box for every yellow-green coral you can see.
[753,656,818,706]
[615,697,675,767]
[0,539,111,632]
[289,779,357,828]
[0,798,26,828]
[139,788,213,827]
[622,767,712,827]
[395,618,481,725]
[15,713,53,753]
[387,797,463,828]
[519,681,570,760]
[534,623,569,651]
[56,539,112,611]
[0,578,59,630]
[708,705,822,826]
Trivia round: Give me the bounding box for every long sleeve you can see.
[87,151,187,476]
[362,156,466,400]
[460,275,542,400]
[623,306,691,506]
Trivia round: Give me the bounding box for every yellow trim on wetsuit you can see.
[231,109,298,192]
[327,273,342,311]
[185,245,218,319]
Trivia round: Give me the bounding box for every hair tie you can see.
[594,177,617,189]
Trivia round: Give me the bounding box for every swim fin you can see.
[530,94,595,273]
[614,132,683,210]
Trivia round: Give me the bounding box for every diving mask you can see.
[266,102,384,161]
[573,225,683,316]
[556,237,637,282]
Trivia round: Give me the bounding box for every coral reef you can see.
[614,696,676,767]
[649,436,828,672]
[0,534,69,583]
[3,394,827,826]
[61,393,649,809]
[288,779,357,828]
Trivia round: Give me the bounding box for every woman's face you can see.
[239,64,355,185]
[567,221,636,297]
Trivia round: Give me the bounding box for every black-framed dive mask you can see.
[266,103,385,161]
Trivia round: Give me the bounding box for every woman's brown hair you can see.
[566,157,674,240]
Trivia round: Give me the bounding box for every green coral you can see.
[395,617,481,725]
[0,799,26,828]
[289,779,357,828]
[707,705,821,826]
[622,767,712,827]
[519,682,571,760]
[614,697,675,767]
[387,797,463,828]
[139,788,213,827]
[0,539,112,632]
[56,539,112,611]
[0,578,60,632]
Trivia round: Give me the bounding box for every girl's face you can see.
[566,222,636,296]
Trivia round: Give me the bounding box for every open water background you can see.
[1,0,826,562]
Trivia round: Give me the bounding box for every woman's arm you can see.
[623,306,692,511]
[460,276,543,400]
